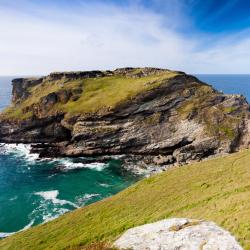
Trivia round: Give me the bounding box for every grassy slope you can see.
[0,71,178,120]
[1,150,250,249]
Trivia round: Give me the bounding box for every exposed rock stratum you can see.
[114,218,243,250]
[0,68,249,171]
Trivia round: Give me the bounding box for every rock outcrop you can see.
[12,77,43,103]
[0,68,250,171]
[114,218,243,250]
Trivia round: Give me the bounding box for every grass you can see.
[177,84,214,120]
[1,150,250,249]
[63,75,165,115]
[177,85,243,140]
[0,71,178,121]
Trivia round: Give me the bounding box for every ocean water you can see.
[0,77,139,237]
[0,144,138,237]
[0,77,12,111]
[196,74,250,102]
[0,75,250,237]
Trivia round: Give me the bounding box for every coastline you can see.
[0,142,141,236]
[1,68,250,245]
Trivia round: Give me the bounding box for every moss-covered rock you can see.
[0,68,249,168]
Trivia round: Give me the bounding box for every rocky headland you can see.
[0,67,250,172]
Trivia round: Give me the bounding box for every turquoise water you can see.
[0,144,137,237]
[0,75,250,237]
[0,77,139,237]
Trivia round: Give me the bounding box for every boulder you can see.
[114,218,242,250]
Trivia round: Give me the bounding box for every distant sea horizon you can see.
[0,74,249,110]
[195,74,250,102]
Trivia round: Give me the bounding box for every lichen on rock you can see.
[114,218,243,250]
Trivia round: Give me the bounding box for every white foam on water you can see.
[0,143,39,163]
[76,193,100,206]
[42,208,69,224]
[35,190,79,208]
[99,183,110,188]
[84,163,107,171]
[30,191,79,226]
[36,190,59,200]
[9,196,18,201]
[0,219,35,239]
[22,219,35,230]
[56,158,107,171]
[29,199,71,227]
[0,143,108,171]
[47,174,56,178]
[83,193,100,200]
[0,232,14,238]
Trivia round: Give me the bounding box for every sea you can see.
[0,77,140,237]
[0,74,250,237]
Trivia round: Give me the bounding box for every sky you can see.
[1,0,250,75]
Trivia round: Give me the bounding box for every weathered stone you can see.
[1,68,250,171]
[153,155,174,165]
[114,218,243,250]
[57,90,72,104]
[46,71,105,81]
[12,77,43,103]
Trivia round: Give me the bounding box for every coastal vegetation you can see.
[1,68,250,249]
[0,70,178,120]
[1,149,250,249]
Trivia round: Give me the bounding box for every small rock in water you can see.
[114,218,243,250]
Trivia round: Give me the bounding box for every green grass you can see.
[177,85,243,140]
[1,150,250,249]
[0,71,178,121]
[63,74,173,115]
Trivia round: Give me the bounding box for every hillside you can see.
[0,68,250,171]
[0,149,250,249]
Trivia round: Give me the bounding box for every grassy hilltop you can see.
[1,69,178,120]
[1,149,250,249]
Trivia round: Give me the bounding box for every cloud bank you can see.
[0,1,250,75]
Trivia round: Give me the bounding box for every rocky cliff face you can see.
[12,77,43,103]
[1,68,249,171]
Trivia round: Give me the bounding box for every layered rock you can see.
[0,68,250,171]
[114,218,243,250]
[12,77,43,103]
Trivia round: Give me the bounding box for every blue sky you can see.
[0,0,250,75]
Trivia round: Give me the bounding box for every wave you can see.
[41,208,69,224]
[35,190,79,208]
[0,143,39,163]
[0,143,107,172]
[55,158,107,171]
[0,219,34,239]
[9,196,18,201]
[0,232,13,238]
[99,183,110,188]
[31,190,79,226]
[76,193,100,206]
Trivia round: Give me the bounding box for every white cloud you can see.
[185,32,250,74]
[0,1,249,75]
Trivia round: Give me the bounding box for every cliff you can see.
[0,67,250,170]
